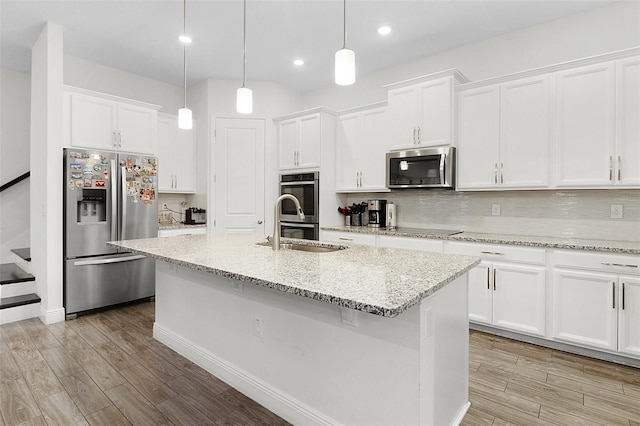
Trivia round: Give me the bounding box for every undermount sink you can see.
[256,241,346,253]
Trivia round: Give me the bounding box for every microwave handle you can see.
[280,222,316,228]
[439,154,446,185]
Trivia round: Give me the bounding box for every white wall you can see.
[0,69,31,262]
[302,1,640,111]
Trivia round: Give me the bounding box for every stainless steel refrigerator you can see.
[63,148,157,318]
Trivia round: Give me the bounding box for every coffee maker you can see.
[367,199,387,228]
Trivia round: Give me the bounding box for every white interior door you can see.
[213,118,265,234]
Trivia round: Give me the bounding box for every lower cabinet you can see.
[551,250,640,357]
[158,227,207,237]
[321,230,377,246]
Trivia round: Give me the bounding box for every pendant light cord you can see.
[342,0,347,49]
[242,0,247,88]
[183,0,188,108]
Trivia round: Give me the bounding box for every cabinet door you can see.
[360,107,389,190]
[117,103,157,154]
[500,75,551,188]
[417,77,452,147]
[457,86,500,189]
[174,124,196,192]
[615,57,640,186]
[555,62,616,187]
[618,276,640,357]
[297,114,321,169]
[552,269,618,351]
[468,262,493,325]
[69,94,117,150]
[492,263,546,336]
[157,117,175,191]
[278,119,298,169]
[336,113,360,191]
[388,86,418,150]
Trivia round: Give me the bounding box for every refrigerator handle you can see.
[73,255,147,266]
[121,164,127,240]
[110,159,118,242]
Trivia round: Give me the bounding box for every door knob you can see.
[257,220,263,224]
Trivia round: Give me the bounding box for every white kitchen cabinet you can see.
[448,242,546,337]
[67,90,159,154]
[321,230,377,246]
[377,235,443,252]
[158,115,196,193]
[336,104,389,192]
[615,57,640,186]
[551,250,640,357]
[457,75,551,190]
[158,226,207,237]
[386,72,466,150]
[277,111,333,171]
[554,62,616,187]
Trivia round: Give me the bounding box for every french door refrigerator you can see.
[63,148,157,318]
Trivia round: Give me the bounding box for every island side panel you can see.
[153,260,423,426]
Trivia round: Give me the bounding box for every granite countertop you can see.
[321,226,640,255]
[158,223,207,230]
[108,234,479,318]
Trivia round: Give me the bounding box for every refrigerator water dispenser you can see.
[77,189,106,223]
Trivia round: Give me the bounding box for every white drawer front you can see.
[378,235,444,253]
[551,250,640,275]
[321,231,377,246]
[448,242,545,265]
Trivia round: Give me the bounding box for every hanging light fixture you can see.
[178,0,193,129]
[237,0,253,114]
[335,0,355,86]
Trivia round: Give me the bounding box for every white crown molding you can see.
[64,85,162,110]
[272,106,336,122]
[383,68,469,91]
[336,100,388,116]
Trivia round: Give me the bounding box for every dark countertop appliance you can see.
[368,199,387,228]
[185,207,207,225]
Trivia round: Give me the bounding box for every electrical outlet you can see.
[162,203,168,210]
[492,204,501,216]
[254,316,263,339]
[611,204,623,219]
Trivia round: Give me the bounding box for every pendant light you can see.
[237,0,253,114]
[178,0,193,129]
[335,0,355,86]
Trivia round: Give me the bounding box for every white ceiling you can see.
[0,0,616,92]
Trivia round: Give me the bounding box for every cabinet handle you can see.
[338,237,353,241]
[175,175,178,188]
[601,262,638,268]
[481,251,505,256]
[618,155,621,181]
[117,131,122,148]
[413,128,417,144]
[609,156,613,181]
[500,163,504,184]
[493,268,496,291]
[612,282,616,309]
[622,283,625,310]
[417,126,421,144]
[486,267,490,290]
[494,163,498,184]
[112,132,117,148]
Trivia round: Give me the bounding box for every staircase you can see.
[0,248,41,324]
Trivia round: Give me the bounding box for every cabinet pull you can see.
[481,251,505,256]
[618,155,621,181]
[417,126,421,144]
[413,128,417,144]
[493,269,496,291]
[622,283,625,310]
[609,156,613,181]
[500,163,504,184]
[612,282,616,309]
[112,132,117,148]
[494,163,498,184]
[601,262,638,268]
[338,237,353,241]
[486,267,490,290]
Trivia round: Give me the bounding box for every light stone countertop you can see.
[322,226,640,255]
[158,223,207,231]
[108,234,480,318]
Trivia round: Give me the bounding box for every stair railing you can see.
[0,171,30,193]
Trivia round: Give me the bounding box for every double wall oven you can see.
[279,172,319,240]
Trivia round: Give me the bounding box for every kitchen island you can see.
[109,234,480,426]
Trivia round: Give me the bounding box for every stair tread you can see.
[0,263,35,285]
[10,248,31,262]
[0,293,41,310]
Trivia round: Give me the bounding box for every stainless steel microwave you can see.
[386,146,456,189]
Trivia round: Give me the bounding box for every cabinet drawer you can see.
[448,242,545,265]
[158,227,207,237]
[321,231,376,246]
[551,250,640,275]
[378,235,443,253]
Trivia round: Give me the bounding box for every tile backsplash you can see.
[348,190,640,242]
[157,193,207,225]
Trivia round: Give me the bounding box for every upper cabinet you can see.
[386,71,467,151]
[275,109,336,171]
[157,115,196,193]
[336,103,389,192]
[64,88,160,155]
[457,75,552,190]
[615,57,640,187]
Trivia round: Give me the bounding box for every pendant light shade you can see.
[237,0,253,114]
[178,0,193,129]
[335,0,355,86]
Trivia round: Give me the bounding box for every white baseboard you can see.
[153,323,339,426]
[452,401,471,426]
[40,306,65,324]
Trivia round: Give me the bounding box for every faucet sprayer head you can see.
[298,208,305,220]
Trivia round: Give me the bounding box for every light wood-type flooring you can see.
[0,301,638,425]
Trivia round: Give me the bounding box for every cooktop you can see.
[391,227,463,237]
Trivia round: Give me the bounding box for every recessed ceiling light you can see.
[293,59,305,66]
[378,26,391,36]
[179,34,192,44]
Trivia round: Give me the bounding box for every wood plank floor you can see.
[1,301,638,425]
